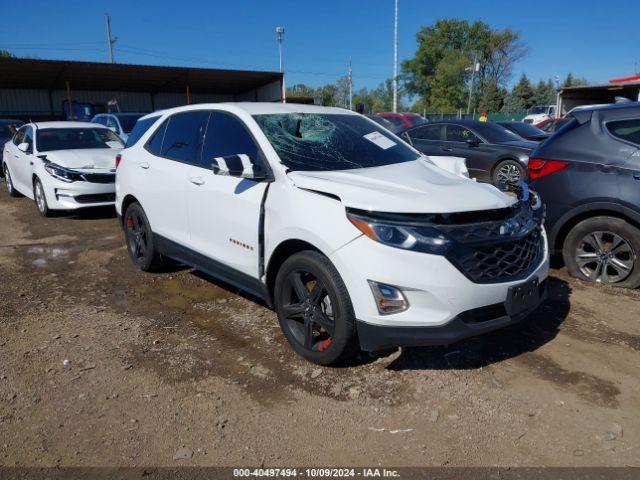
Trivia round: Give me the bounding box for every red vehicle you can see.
[536,117,571,133]
[375,112,428,130]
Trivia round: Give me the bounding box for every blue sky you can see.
[2,0,637,91]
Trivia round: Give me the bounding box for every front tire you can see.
[33,178,51,216]
[3,163,21,198]
[562,216,640,289]
[492,159,526,187]
[123,203,169,272]
[274,250,358,365]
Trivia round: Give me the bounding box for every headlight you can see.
[347,211,451,254]
[44,163,83,183]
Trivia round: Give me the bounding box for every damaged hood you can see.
[39,149,120,172]
[288,159,515,213]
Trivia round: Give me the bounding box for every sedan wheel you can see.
[494,160,524,186]
[33,178,51,216]
[3,164,20,197]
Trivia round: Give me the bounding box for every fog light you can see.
[368,280,409,315]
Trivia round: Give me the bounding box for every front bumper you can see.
[42,177,115,210]
[357,279,547,351]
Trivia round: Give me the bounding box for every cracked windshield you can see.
[253,113,419,171]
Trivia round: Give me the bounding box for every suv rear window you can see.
[125,116,159,148]
[607,119,640,146]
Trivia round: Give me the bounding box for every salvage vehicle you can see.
[92,113,146,143]
[115,103,548,365]
[497,121,549,142]
[529,102,640,288]
[523,105,557,125]
[0,119,24,178]
[2,122,123,216]
[400,120,537,186]
[375,112,428,130]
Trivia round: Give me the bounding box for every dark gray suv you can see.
[529,102,640,288]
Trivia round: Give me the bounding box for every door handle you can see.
[29,161,33,165]
[441,147,453,152]
[190,176,205,186]
[13,154,19,158]
[138,162,150,169]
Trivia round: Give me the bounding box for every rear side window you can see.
[200,112,258,168]
[408,124,442,141]
[126,116,160,148]
[607,119,640,146]
[446,125,480,143]
[160,111,209,164]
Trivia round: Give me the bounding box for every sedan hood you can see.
[39,148,120,172]
[288,158,516,214]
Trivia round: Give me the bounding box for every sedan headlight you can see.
[347,211,452,254]
[44,163,83,183]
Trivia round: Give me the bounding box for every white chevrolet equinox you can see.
[115,103,549,365]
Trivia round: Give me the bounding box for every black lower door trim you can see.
[155,234,270,304]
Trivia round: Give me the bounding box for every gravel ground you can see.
[0,183,638,467]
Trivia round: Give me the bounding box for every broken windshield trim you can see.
[253,113,420,172]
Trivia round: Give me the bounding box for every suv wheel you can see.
[33,178,51,217]
[492,160,526,186]
[274,251,358,365]
[563,216,640,288]
[3,163,21,197]
[123,202,169,272]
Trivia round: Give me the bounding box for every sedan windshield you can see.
[502,122,546,137]
[37,128,124,152]
[253,113,419,172]
[472,123,523,143]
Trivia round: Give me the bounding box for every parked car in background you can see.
[536,117,571,133]
[401,120,537,186]
[2,122,124,216]
[529,102,640,288]
[116,103,548,365]
[497,121,550,142]
[365,114,403,133]
[523,105,557,125]
[0,119,24,177]
[92,113,146,143]
[375,112,428,130]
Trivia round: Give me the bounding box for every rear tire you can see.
[274,250,358,366]
[3,163,21,198]
[492,159,526,187]
[33,178,51,217]
[123,202,169,272]
[563,216,640,289]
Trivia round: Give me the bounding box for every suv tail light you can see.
[115,154,122,168]
[528,158,568,180]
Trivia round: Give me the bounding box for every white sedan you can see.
[2,121,123,216]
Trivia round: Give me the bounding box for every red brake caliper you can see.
[317,339,332,352]
[126,217,134,229]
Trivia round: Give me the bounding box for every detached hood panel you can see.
[40,149,120,172]
[288,159,516,214]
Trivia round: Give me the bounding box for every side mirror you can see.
[211,154,267,181]
[17,142,30,153]
[466,138,480,147]
[108,126,118,133]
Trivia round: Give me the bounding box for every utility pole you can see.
[276,26,286,102]
[466,54,479,115]
[348,59,353,110]
[105,14,117,64]
[392,0,398,113]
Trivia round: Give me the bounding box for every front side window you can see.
[253,113,419,172]
[445,125,480,143]
[201,112,259,168]
[13,126,26,145]
[23,127,33,153]
[607,119,640,146]
[36,128,124,152]
[106,116,119,132]
[408,124,442,141]
[160,111,209,164]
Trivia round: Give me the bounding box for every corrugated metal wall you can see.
[0,81,281,118]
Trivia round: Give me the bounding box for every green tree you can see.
[402,18,527,112]
[533,79,557,105]
[478,82,506,113]
[563,73,588,87]
[512,73,536,109]
[286,84,315,98]
[0,50,15,58]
